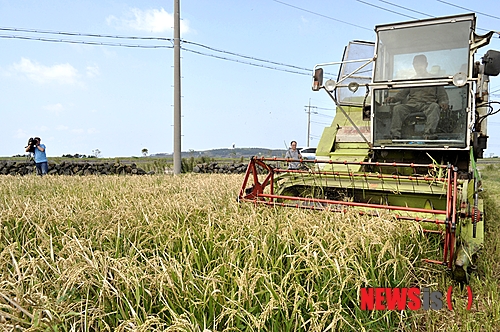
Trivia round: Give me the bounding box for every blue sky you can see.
[1,0,500,157]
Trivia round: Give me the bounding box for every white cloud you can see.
[86,64,100,78]
[56,125,69,131]
[38,126,49,132]
[43,103,65,115]
[72,129,85,134]
[87,128,98,134]
[12,58,79,84]
[107,8,190,34]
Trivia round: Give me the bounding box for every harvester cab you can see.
[239,14,500,282]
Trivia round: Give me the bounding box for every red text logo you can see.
[360,287,473,311]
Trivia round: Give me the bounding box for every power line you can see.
[314,113,334,119]
[0,26,315,76]
[272,0,372,31]
[0,34,172,48]
[354,1,493,32]
[309,106,335,111]
[0,27,173,41]
[363,0,500,27]
[182,47,311,76]
[5,4,495,80]
[273,0,494,37]
[182,40,311,72]
[356,0,418,19]
[436,0,500,21]
[377,0,434,18]
[311,120,331,125]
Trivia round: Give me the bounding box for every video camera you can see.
[25,137,39,153]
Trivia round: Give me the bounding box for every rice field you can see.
[0,169,499,331]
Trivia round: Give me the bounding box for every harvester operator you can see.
[385,54,449,140]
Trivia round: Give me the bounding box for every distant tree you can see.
[92,149,101,158]
[142,148,149,157]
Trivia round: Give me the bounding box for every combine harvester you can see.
[239,14,500,282]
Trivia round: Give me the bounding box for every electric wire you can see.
[311,120,331,125]
[436,0,500,21]
[275,0,495,34]
[0,30,315,76]
[490,86,500,94]
[272,0,372,31]
[182,47,311,76]
[377,0,434,18]
[0,34,172,48]
[182,40,312,72]
[1,5,498,79]
[0,27,173,41]
[360,0,500,32]
[309,106,336,111]
[314,113,335,119]
[356,0,418,19]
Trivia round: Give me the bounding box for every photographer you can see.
[26,137,48,176]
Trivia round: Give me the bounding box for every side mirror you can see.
[483,50,500,76]
[362,105,371,121]
[312,68,323,91]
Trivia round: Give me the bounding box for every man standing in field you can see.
[285,140,302,170]
[26,137,48,176]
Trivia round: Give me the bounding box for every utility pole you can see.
[304,102,334,146]
[305,99,312,147]
[173,0,181,174]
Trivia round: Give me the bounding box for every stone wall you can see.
[192,162,273,174]
[0,161,153,176]
[192,162,247,174]
[0,160,273,176]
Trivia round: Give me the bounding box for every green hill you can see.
[151,148,287,159]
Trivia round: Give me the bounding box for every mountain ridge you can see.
[151,147,289,159]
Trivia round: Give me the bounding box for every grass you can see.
[0,169,499,331]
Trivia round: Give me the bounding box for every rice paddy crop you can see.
[0,171,499,331]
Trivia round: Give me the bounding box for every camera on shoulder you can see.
[25,137,38,153]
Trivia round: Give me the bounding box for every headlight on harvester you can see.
[452,72,467,87]
[348,81,359,93]
[325,79,336,92]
